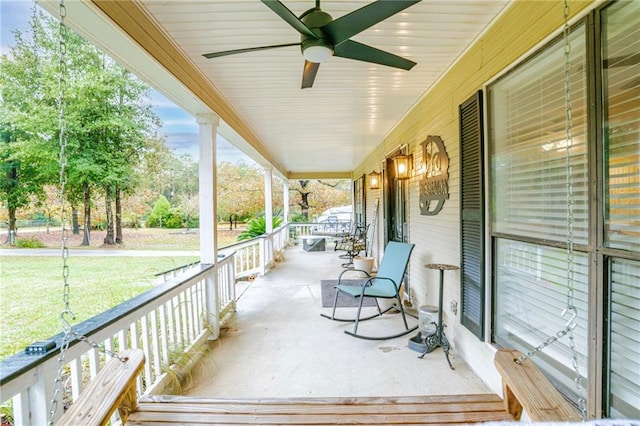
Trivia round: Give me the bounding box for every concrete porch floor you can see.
[183,243,493,399]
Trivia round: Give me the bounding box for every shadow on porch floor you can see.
[182,244,491,399]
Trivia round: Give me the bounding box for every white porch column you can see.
[197,113,219,264]
[283,179,290,223]
[197,113,220,340]
[264,166,273,233]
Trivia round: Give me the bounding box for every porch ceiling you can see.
[42,0,510,178]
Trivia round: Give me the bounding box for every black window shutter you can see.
[459,90,485,339]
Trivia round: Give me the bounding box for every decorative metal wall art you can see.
[419,135,450,215]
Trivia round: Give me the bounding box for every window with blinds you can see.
[488,24,589,404]
[486,0,638,417]
[489,27,588,244]
[602,0,640,418]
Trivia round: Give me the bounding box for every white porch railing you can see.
[0,256,237,425]
[0,225,292,425]
[219,223,289,277]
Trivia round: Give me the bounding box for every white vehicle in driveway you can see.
[313,205,352,235]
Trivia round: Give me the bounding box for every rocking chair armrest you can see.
[368,276,398,290]
[337,268,371,282]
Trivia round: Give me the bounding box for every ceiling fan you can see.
[202,0,421,89]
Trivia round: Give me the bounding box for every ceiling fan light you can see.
[303,45,333,63]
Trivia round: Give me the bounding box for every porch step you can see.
[127,394,514,425]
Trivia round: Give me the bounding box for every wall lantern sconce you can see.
[394,154,413,180]
[369,171,381,190]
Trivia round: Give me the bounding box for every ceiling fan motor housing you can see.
[300,9,334,59]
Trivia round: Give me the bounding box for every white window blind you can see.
[494,239,588,400]
[609,258,640,418]
[489,27,588,244]
[603,0,640,253]
[603,1,640,419]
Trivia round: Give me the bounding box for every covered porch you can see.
[1,0,638,423]
[183,245,490,399]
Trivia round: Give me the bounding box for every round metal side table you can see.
[420,263,459,370]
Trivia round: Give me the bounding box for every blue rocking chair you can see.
[321,241,417,340]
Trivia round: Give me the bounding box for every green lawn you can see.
[0,256,198,359]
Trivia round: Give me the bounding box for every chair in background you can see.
[321,241,417,340]
[334,223,368,268]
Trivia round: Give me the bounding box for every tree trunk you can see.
[104,185,115,245]
[299,180,311,220]
[6,208,17,244]
[81,183,91,246]
[72,207,80,235]
[115,186,123,244]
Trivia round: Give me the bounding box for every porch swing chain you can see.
[514,0,586,419]
[48,2,125,424]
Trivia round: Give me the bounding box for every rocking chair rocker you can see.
[321,241,417,340]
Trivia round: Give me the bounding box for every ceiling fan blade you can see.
[323,0,421,46]
[203,43,300,59]
[334,40,416,70]
[301,60,320,89]
[261,0,318,39]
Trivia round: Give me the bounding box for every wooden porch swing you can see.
[58,347,580,425]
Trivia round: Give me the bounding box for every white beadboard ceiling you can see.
[60,0,512,176]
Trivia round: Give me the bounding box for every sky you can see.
[1,0,252,164]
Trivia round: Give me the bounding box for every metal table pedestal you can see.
[418,263,459,370]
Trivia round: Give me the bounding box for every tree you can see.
[217,161,264,224]
[1,10,160,245]
[288,179,350,221]
[0,11,60,241]
[177,193,199,230]
[291,180,312,220]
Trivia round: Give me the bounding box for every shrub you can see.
[163,208,185,228]
[146,195,171,228]
[289,213,306,223]
[16,237,45,248]
[237,216,284,241]
[146,196,188,229]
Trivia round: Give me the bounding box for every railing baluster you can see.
[70,357,83,400]
[189,284,197,341]
[150,310,161,380]
[129,321,143,394]
[88,347,100,379]
[167,296,176,351]
[140,315,153,385]
[159,304,170,366]
[196,281,205,329]
[180,292,188,348]
[117,329,127,351]
[12,391,29,425]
